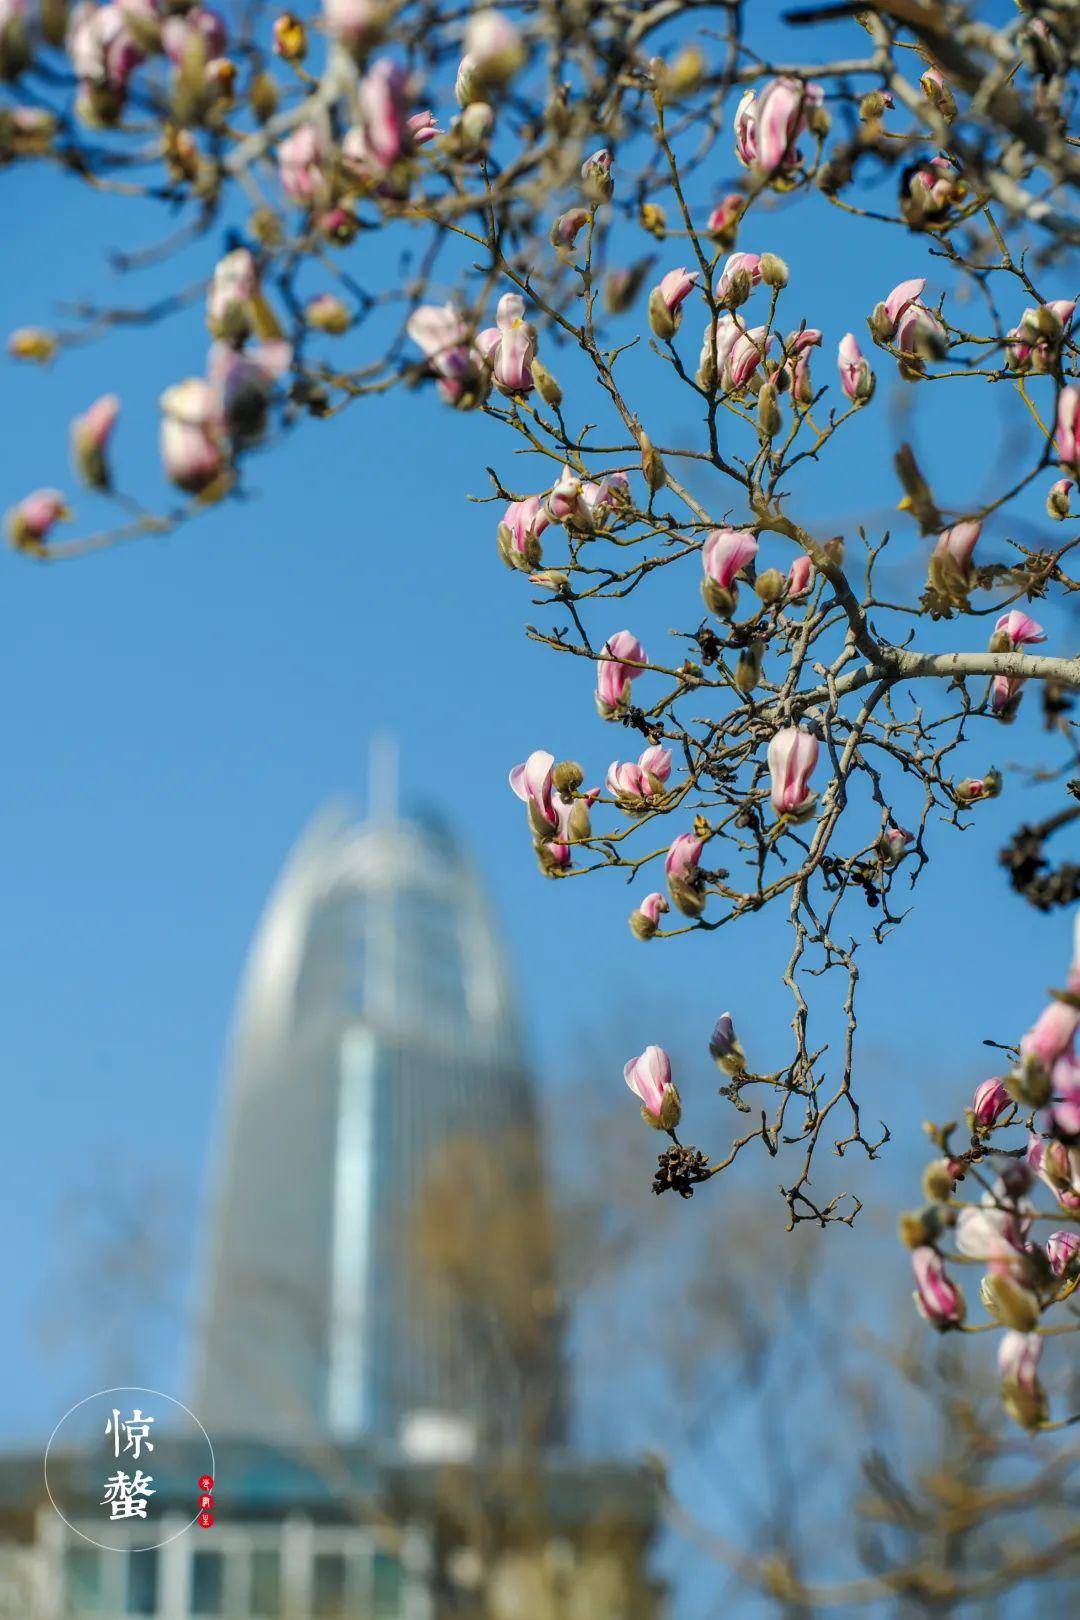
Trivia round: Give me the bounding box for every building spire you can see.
[368,731,399,826]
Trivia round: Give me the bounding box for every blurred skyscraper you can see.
[192,783,564,1455]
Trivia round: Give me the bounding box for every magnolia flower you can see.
[1022,998,1080,1074]
[873,277,946,363]
[648,267,700,339]
[624,1044,680,1129]
[550,208,590,253]
[595,630,646,719]
[477,292,536,395]
[700,527,758,618]
[1047,1229,1080,1277]
[546,465,626,534]
[463,8,524,88]
[998,1331,1047,1429]
[508,749,558,836]
[206,247,258,341]
[972,1077,1010,1130]
[665,831,706,917]
[277,119,329,208]
[207,340,290,447]
[406,303,485,407]
[629,890,669,940]
[67,1,145,100]
[1006,299,1075,372]
[782,326,821,403]
[837,333,874,402]
[699,315,772,394]
[1048,477,1073,521]
[342,58,438,178]
[606,745,672,806]
[928,519,981,603]
[877,823,912,866]
[994,610,1046,650]
[161,5,227,66]
[1029,1135,1080,1214]
[497,495,549,572]
[715,251,761,304]
[159,378,224,492]
[767,726,819,818]
[786,554,814,599]
[912,1247,965,1330]
[706,194,744,245]
[708,1013,746,1075]
[734,76,823,177]
[70,393,120,490]
[581,147,613,201]
[1056,386,1080,474]
[323,0,383,48]
[5,488,69,551]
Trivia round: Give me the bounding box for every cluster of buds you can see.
[508,750,594,877]
[870,277,947,374]
[900,155,966,229]
[1006,299,1075,374]
[906,911,1080,1428]
[63,0,237,130]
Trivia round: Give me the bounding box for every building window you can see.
[65,1546,104,1613]
[312,1550,347,1617]
[125,1548,158,1615]
[250,1548,281,1617]
[373,1551,404,1618]
[191,1549,224,1615]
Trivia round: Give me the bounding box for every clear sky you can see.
[0,0,1062,1555]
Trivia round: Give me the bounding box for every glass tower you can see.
[191,800,563,1454]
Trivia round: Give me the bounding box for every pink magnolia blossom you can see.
[1029,1135,1080,1214]
[767,726,819,817]
[630,891,669,938]
[624,1044,679,1127]
[497,495,549,570]
[787,554,814,598]
[715,252,761,303]
[665,832,704,883]
[70,393,120,488]
[550,208,590,252]
[706,194,743,242]
[734,76,823,176]
[206,248,258,338]
[783,326,821,402]
[342,59,438,177]
[972,1077,1010,1129]
[929,519,981,600]
[159,377,224,492]
[1006,299,1075,372]
[546,466,626,533]
[607,745,672,804]
[998,1330,1042,1392]
[1048,477,1073,521]
[595,630,647,719]
[207,340,291,447]
[894,297,946,361]
[912,1247,964,1329]
[477,292,536,395]
[1022,999,1080,1072]
[699,315,773,394]
[877,823,913,865]
[406,303,483,406]
[464,8,524,85]
[277,119,329,208]
[67,1,145,96]
[161,5,227,66]
[995,610,1046,649]
[837,332,874,402]
[1047,1229,1080,1276]
[580,147,613,199]
[648,267,700,338]
[5,488,68,550]
[1056,386,1080,473]
[702,528,758,589]
[508,749,558,835]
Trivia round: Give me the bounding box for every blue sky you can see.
[0,1,1067,1588]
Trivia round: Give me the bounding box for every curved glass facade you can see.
[191,806,563,1454]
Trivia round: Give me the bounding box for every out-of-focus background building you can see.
[0,786,662,1619]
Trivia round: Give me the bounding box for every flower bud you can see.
[639,434,665,493]
[640,202,667,239]
[581,147,614,203]
[624,1045,680,1130]
[899,1208,942,1249]
[70,394,120,491]
[1007,1056,1053,1109]
[7,326,56,364]
[754,567,785,605]
[877,823,912,866]
[735,642,763,694]
[1047,477,1073,521]
[709,1012,746,1075]
[550,207,590,255]
[759,253,789,289]
[971,1077,1010,1130]
[551,760,584,794]
[757,381,782,438]
[453,100,495,155]
[922,1158,956,1203]
[630,891,668,940]
[272,11,306,60]
[305,293,350,334]
[718,267,752,310]
[706,193,744,249]
[921,66,956,122]
[5,488,69,552]
[981,1272,1040,1333]
[531,358,562,409]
